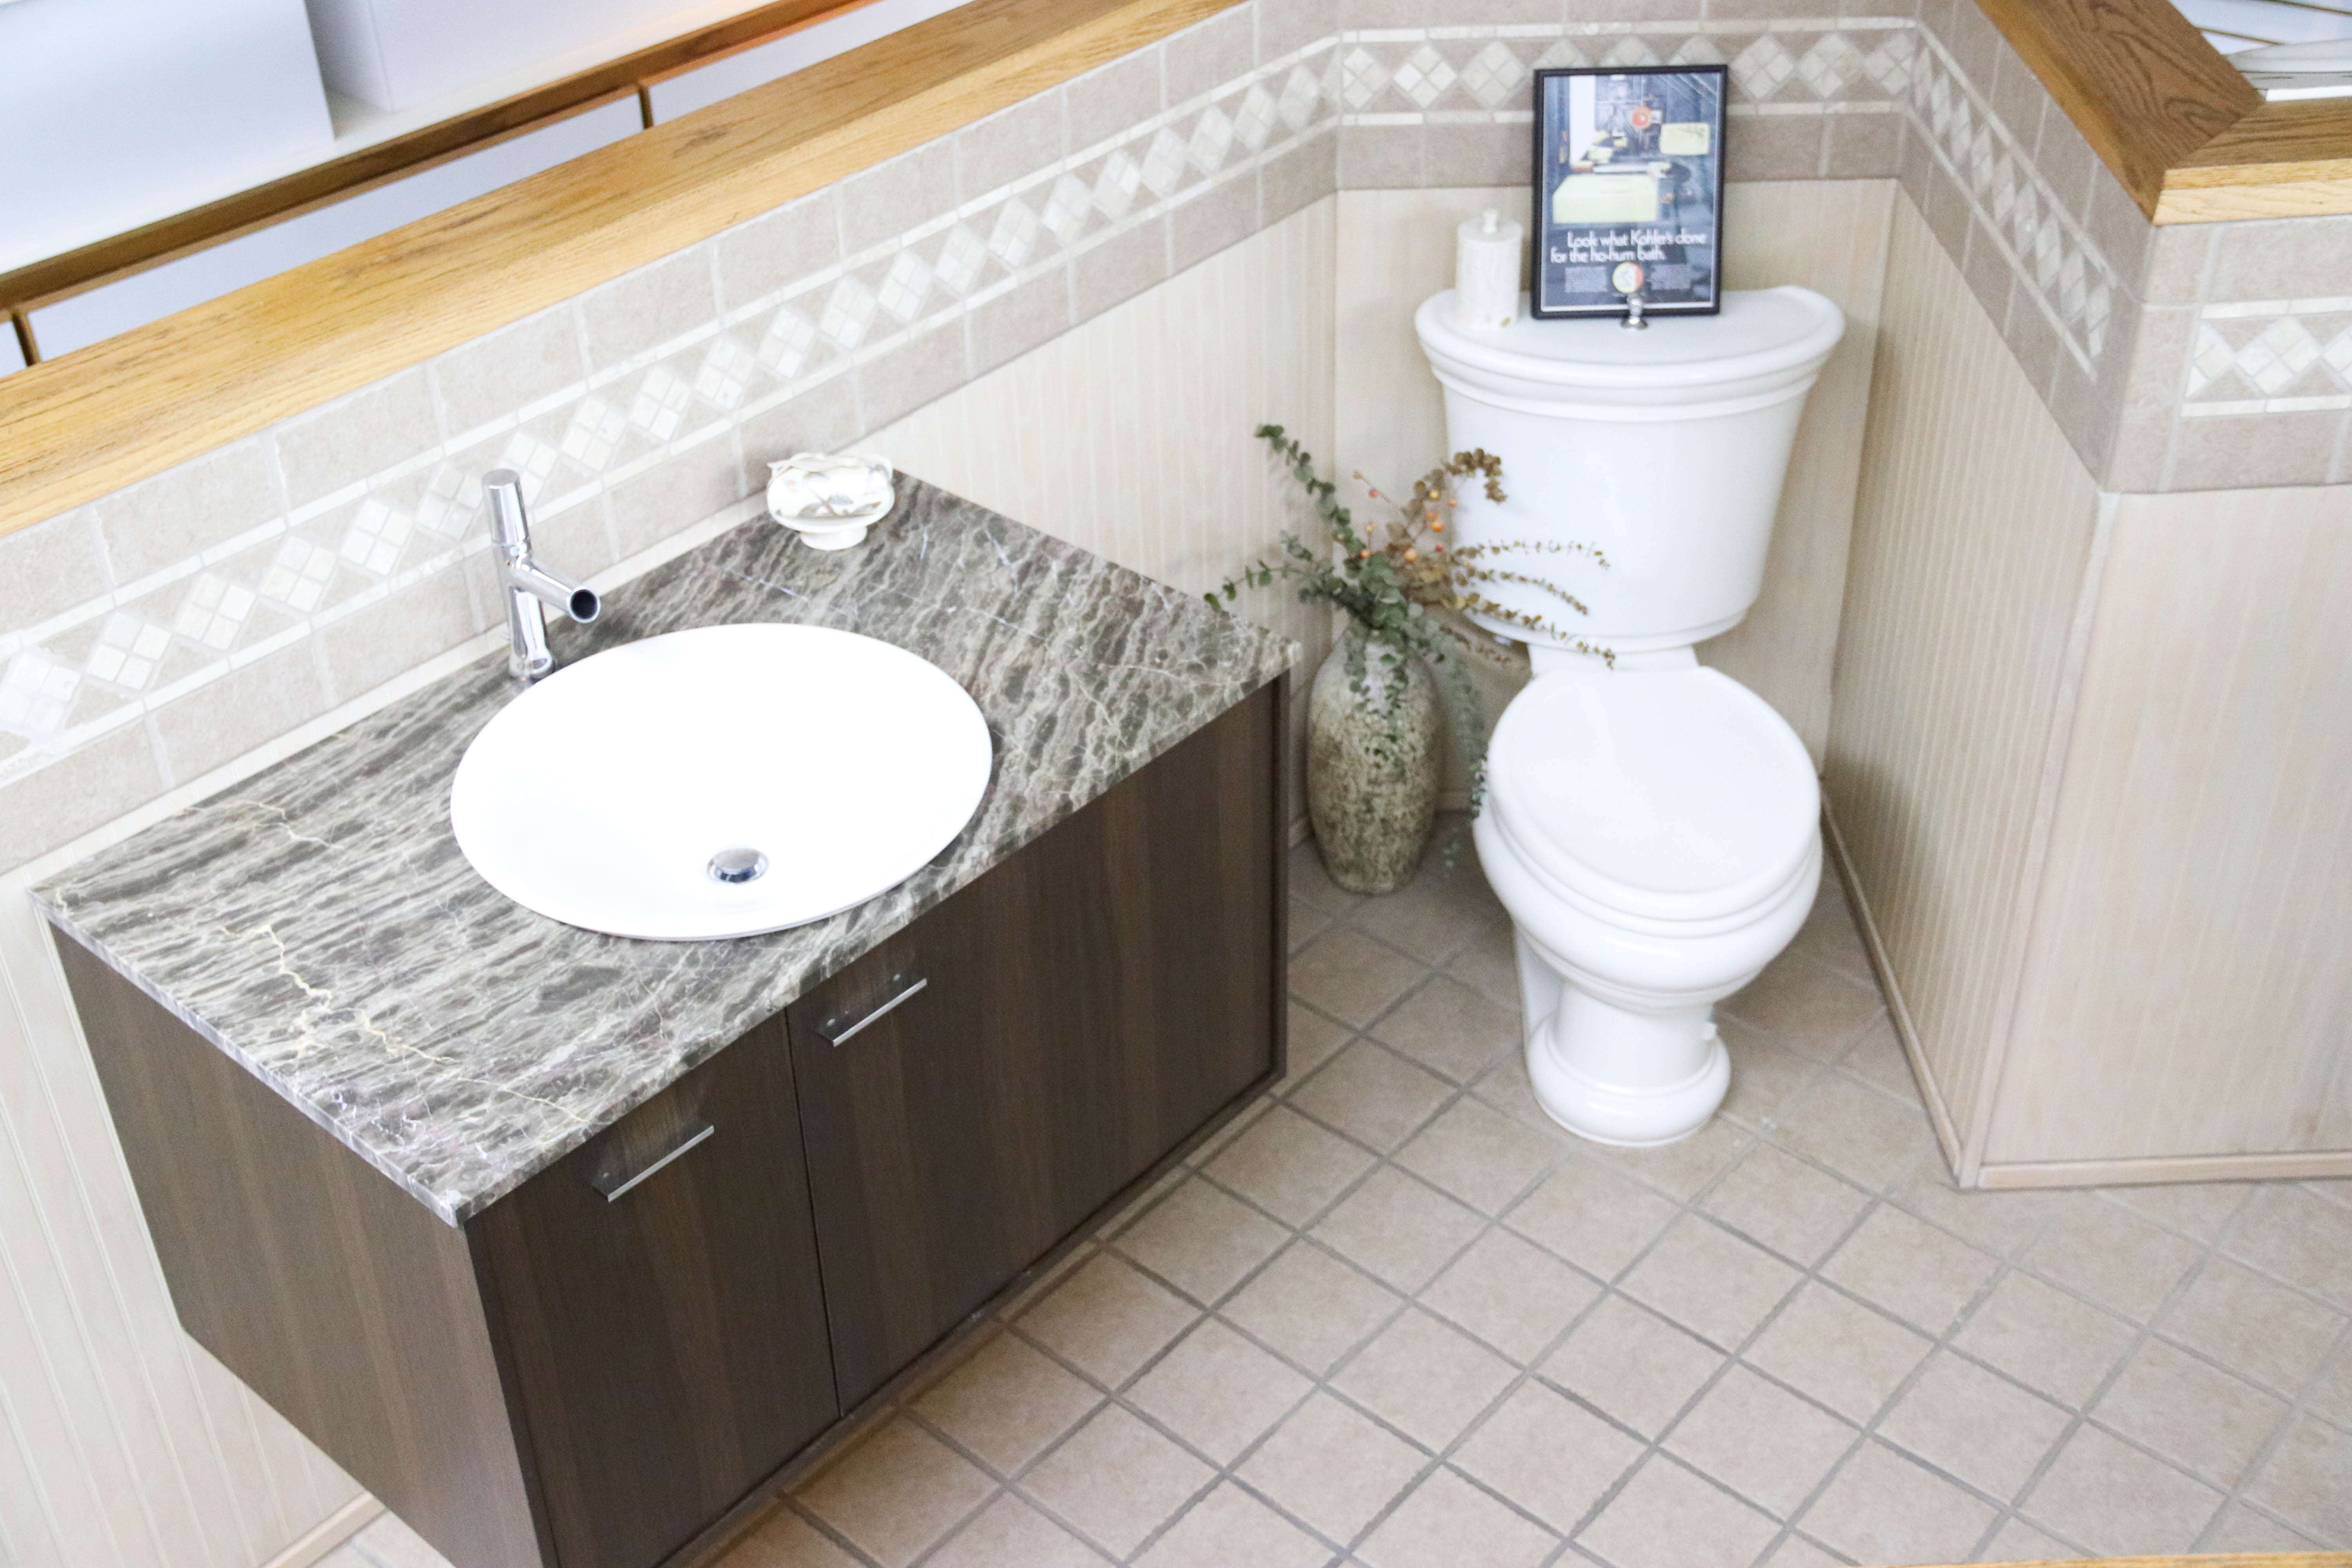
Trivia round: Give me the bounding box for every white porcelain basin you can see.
[450,623,992,941]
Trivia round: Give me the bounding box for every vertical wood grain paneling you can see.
[1989,485,2352,1163]
[1825,196,2102,1161]
[878,198,1337,820]
[1328,181,1896,777]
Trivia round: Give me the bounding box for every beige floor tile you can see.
[1717,950,1884,1058]
[1016,1252,1201,1390]
[1664,1364,1858,1519]
[1541,1293,1725,1437]
[1717,1015,1831,1130]
[2092,1337,2290,1487]
[1220,1239,1403,1377]
[915,1330,1106,1475]
[2227,1184,2352,1309]
[926,1493,1105,1568]
[1239,1392,1429,1545]
[1620,1215,1804,1351]
[794,1417,997,1568]
[2020,1196,2205,1323]
[1453,1381,1644,1533]
[1443,919,1521,1010]
[718,1508,862,1568]
[1575,1454,1780,1568]
[1289,927,1426,1029]
[2107,1180,2255,1243]
[1134,1481,1335,1568]
[1275,1002,1350,1093]
[1834,1014,1920,1102]
[1369,973,1519,1084]
[1310,1166,1484,1293]
[1022,1405,1215,1558]
[1505,1155,1681,1279]
[2201,1502,2325,1550]
[2307,1344,2352,1425]
[1977,1514,2082,1560]
[1345,852,1508,967]
[1588,1115,1755,1203]
[1289,1041,1453,1153]
[1189,1093,1273,1167]
[2156,1257,2348,1395]
[1127,1318,1314,1465]
[1770,1074,1937,1193]
[1795,1441,1997,1566]
[2243,1414,2352,1545]
[1701,1145,1871,1268]
[1419,1227,1601,1364]
[1358,1467,1557,1568]
[1788,877,1875,989]
[1289,897,1334,956]
[1819,1206,1999,1336]
[1206,1105,1379,1227]
[1744,1283,1932,1424]
[1470,1054,1586,1145]
[1884,1165,2062,1259]
[1114,1176,1291,1307]
[1876,1351,2070,1500]
[1290,842,1366,917]
[1950,1271,2136,1408]
[1755,1534,1844,1568]
[2020,1424,2223,1554]
[1331,1307,1517,1450]
[1394,1096,1560,1216]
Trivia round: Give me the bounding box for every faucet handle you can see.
[483,469,529,552]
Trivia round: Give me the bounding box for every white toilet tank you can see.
[1414,286,1844,657]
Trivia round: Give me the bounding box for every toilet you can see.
[1414,285,1845,1147]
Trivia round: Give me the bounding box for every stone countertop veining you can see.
[34,481,1295,1226]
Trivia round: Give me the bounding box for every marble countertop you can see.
[35,481,1294,1225]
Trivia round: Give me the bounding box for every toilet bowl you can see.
[1475,665,1820,1144]
[1415,284,1844,1146]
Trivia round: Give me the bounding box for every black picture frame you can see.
[1529,64,1728,319]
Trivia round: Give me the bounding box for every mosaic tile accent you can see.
[2183,297,2352,416]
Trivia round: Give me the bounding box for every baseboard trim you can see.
[1977,1149,2352,1190]
[261,1494,383,1568]
[1820,802,1971,1183]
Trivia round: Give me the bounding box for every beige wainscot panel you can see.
[1328,180,1895,790]
[1825,196,2103,1168]
[876,197,1339,823]
[1985,483,2352,1171]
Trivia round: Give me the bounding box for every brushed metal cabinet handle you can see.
[820,974,927,1047]
[592,1122,715,1202]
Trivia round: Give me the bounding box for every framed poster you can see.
[1530,64,1727,319]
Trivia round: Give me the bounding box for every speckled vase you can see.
[1307,627,1443,895]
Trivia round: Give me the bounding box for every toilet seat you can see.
[1486,667,1818,929]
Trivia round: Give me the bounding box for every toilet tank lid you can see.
[1418,286,1844,391]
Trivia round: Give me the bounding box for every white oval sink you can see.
[450,623,992,941]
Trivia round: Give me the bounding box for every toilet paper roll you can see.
[1453,207,1523,331]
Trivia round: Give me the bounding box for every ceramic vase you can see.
[1307,626,1443,895]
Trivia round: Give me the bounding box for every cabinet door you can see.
[791,686,1280,1405]
[469,1017,837,1568]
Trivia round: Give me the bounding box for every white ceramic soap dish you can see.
[766,452,896,550]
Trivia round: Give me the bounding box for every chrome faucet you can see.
[483,470,600,682]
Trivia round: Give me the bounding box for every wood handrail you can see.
[0,0,1236,537]
[0,0,873,323]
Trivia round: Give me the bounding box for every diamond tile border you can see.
[2183,295,2352,416]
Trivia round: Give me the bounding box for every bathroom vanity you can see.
[36,483,1292,1568]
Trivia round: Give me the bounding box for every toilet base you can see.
[1515,933,1732,1146]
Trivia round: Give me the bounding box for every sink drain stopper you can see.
[708,848,769,884]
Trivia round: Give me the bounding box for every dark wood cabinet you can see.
[58,677,1284,1568]
[789,687,1279,1404]
[468,1016,840,1568]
